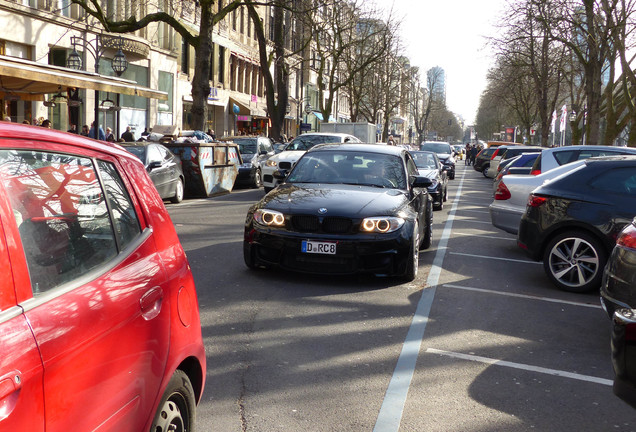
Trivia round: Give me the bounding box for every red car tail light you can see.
[617,223,636,250]
[494,182,511,200]
[527,194,547,207]
[530,169,541,175]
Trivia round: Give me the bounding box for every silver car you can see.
[531,145,636,175]
[488,160,587,235]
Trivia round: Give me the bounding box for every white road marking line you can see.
[426,348,613,386]
[453,232,515,241]
[456,208,490,214]
[454,219,493,225]
[373,160,468,432]
[450,251,541,265]
[443,284,602,309]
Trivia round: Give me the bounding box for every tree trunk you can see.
[190,6,213,131]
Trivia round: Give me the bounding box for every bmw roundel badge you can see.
[318,207,328,214]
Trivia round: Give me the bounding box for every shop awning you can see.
[311,111,335,122]
[228,97,251,115]
[0,54,167,101]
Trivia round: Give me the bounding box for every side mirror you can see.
[147,161,161,171]
[273,169,288,180]
[410,175,432,188]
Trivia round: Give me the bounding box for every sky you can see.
[373,0,508,125]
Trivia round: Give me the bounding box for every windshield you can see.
[232,138,258,155]
[124,146,146,162]
[411,152,439,169]
[420,143,452,154]
[285,135,344,151]
[286,151,406,189]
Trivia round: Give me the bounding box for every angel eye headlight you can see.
[254,209,285,227]
[266,160,278,167]
[360,217,405,233]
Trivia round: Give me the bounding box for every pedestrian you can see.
[387,135,395,145]
[141,127,150,137]
[105,127,116,142]
[67,123,78,134]
[41,119,51,128]
[89,121,105,140]
[470,145,478,165]
[121,126,134,142]
[80,124,90,136]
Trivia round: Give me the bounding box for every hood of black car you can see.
[417,168,439,179]
[259,183,408,216]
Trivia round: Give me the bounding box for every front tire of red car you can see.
[151,370,196,432]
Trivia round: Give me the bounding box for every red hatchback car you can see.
[0,123,205,431]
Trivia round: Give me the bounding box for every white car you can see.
[530,144,636,175]
[261,132,361,192]
[488,160,587,235]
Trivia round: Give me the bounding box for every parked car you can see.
[610,306,636,409]
[492,152,541,191]
[420,141,456,179]
[0,123,206,431]
[220,136,274,188]
[601,219,636,318]
[489,160,588,235]
[489,146,542,178]
[120,142,185,203]
[473,146,498,173]
[243,144,433,281]
[517,156,636,292]
[261,132,361,193]
[411,150,448,210]
[530,145,636,175]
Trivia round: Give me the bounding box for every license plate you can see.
[301,240,337,255]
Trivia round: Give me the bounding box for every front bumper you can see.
[244,225,412,276]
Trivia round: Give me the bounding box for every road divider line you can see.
[450,251,541,265]
[456,209,490,214]
[426,348,612,386]
[373,160,468,432]
[443,284,602,309]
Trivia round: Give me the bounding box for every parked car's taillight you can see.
[617,223,636,250]
[530,169,541,175]
[527,194,547,207]
[494,182,511,200]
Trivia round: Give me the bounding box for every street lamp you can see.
[66,35,128,140]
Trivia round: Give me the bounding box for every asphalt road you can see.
[167,163,636,431]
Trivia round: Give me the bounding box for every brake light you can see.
[494,182,511,200]
[490,149,499,160]
[617,223,636,250]
[527,194,547,207]
[530,169,541,175]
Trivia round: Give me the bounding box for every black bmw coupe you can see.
[243,144,434,281]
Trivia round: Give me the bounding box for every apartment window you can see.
[240,7,244,34]
[269,7,275,40]
[218,46,226,84]
[181,39,189,75]
[232,9,237,31]
[158,71,173,113]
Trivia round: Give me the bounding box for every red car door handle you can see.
[0,373,22,421]
[140,287,163,320]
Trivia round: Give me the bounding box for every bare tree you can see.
[71,0,249,130]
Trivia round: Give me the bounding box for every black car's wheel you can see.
[443,187,448,202]
[542,231,607,293]
[402,221,420,281]
[482,166,490,178]
[150,370,196,432]
[434,197,443,211]
[252,169,262,188]
[420,200,433,250]
[170,179,184,203]
[449,170,455,180]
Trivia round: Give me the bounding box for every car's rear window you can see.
[553,150,578,165]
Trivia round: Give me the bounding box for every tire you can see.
[482,166,489,178]
[150,370,196,432]
[170,179,184,203]
[443,187,448,202]
[402,221,420,282]
[434,198,443,211]
[420,200,433,250]
[542,231,607,293]
[252,169,262,188]
[449,170,455,180]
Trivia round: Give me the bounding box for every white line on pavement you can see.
[450,251,541,265]
[453,232,516,241]
[443,284,602,309]
[426,348,612,386]
[373,159,467,432]
[456,208,490,214]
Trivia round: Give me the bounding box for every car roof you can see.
[294,132,356,138]
[0,122,137,160]
[308,143,404,156]
[546,145,636,152]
